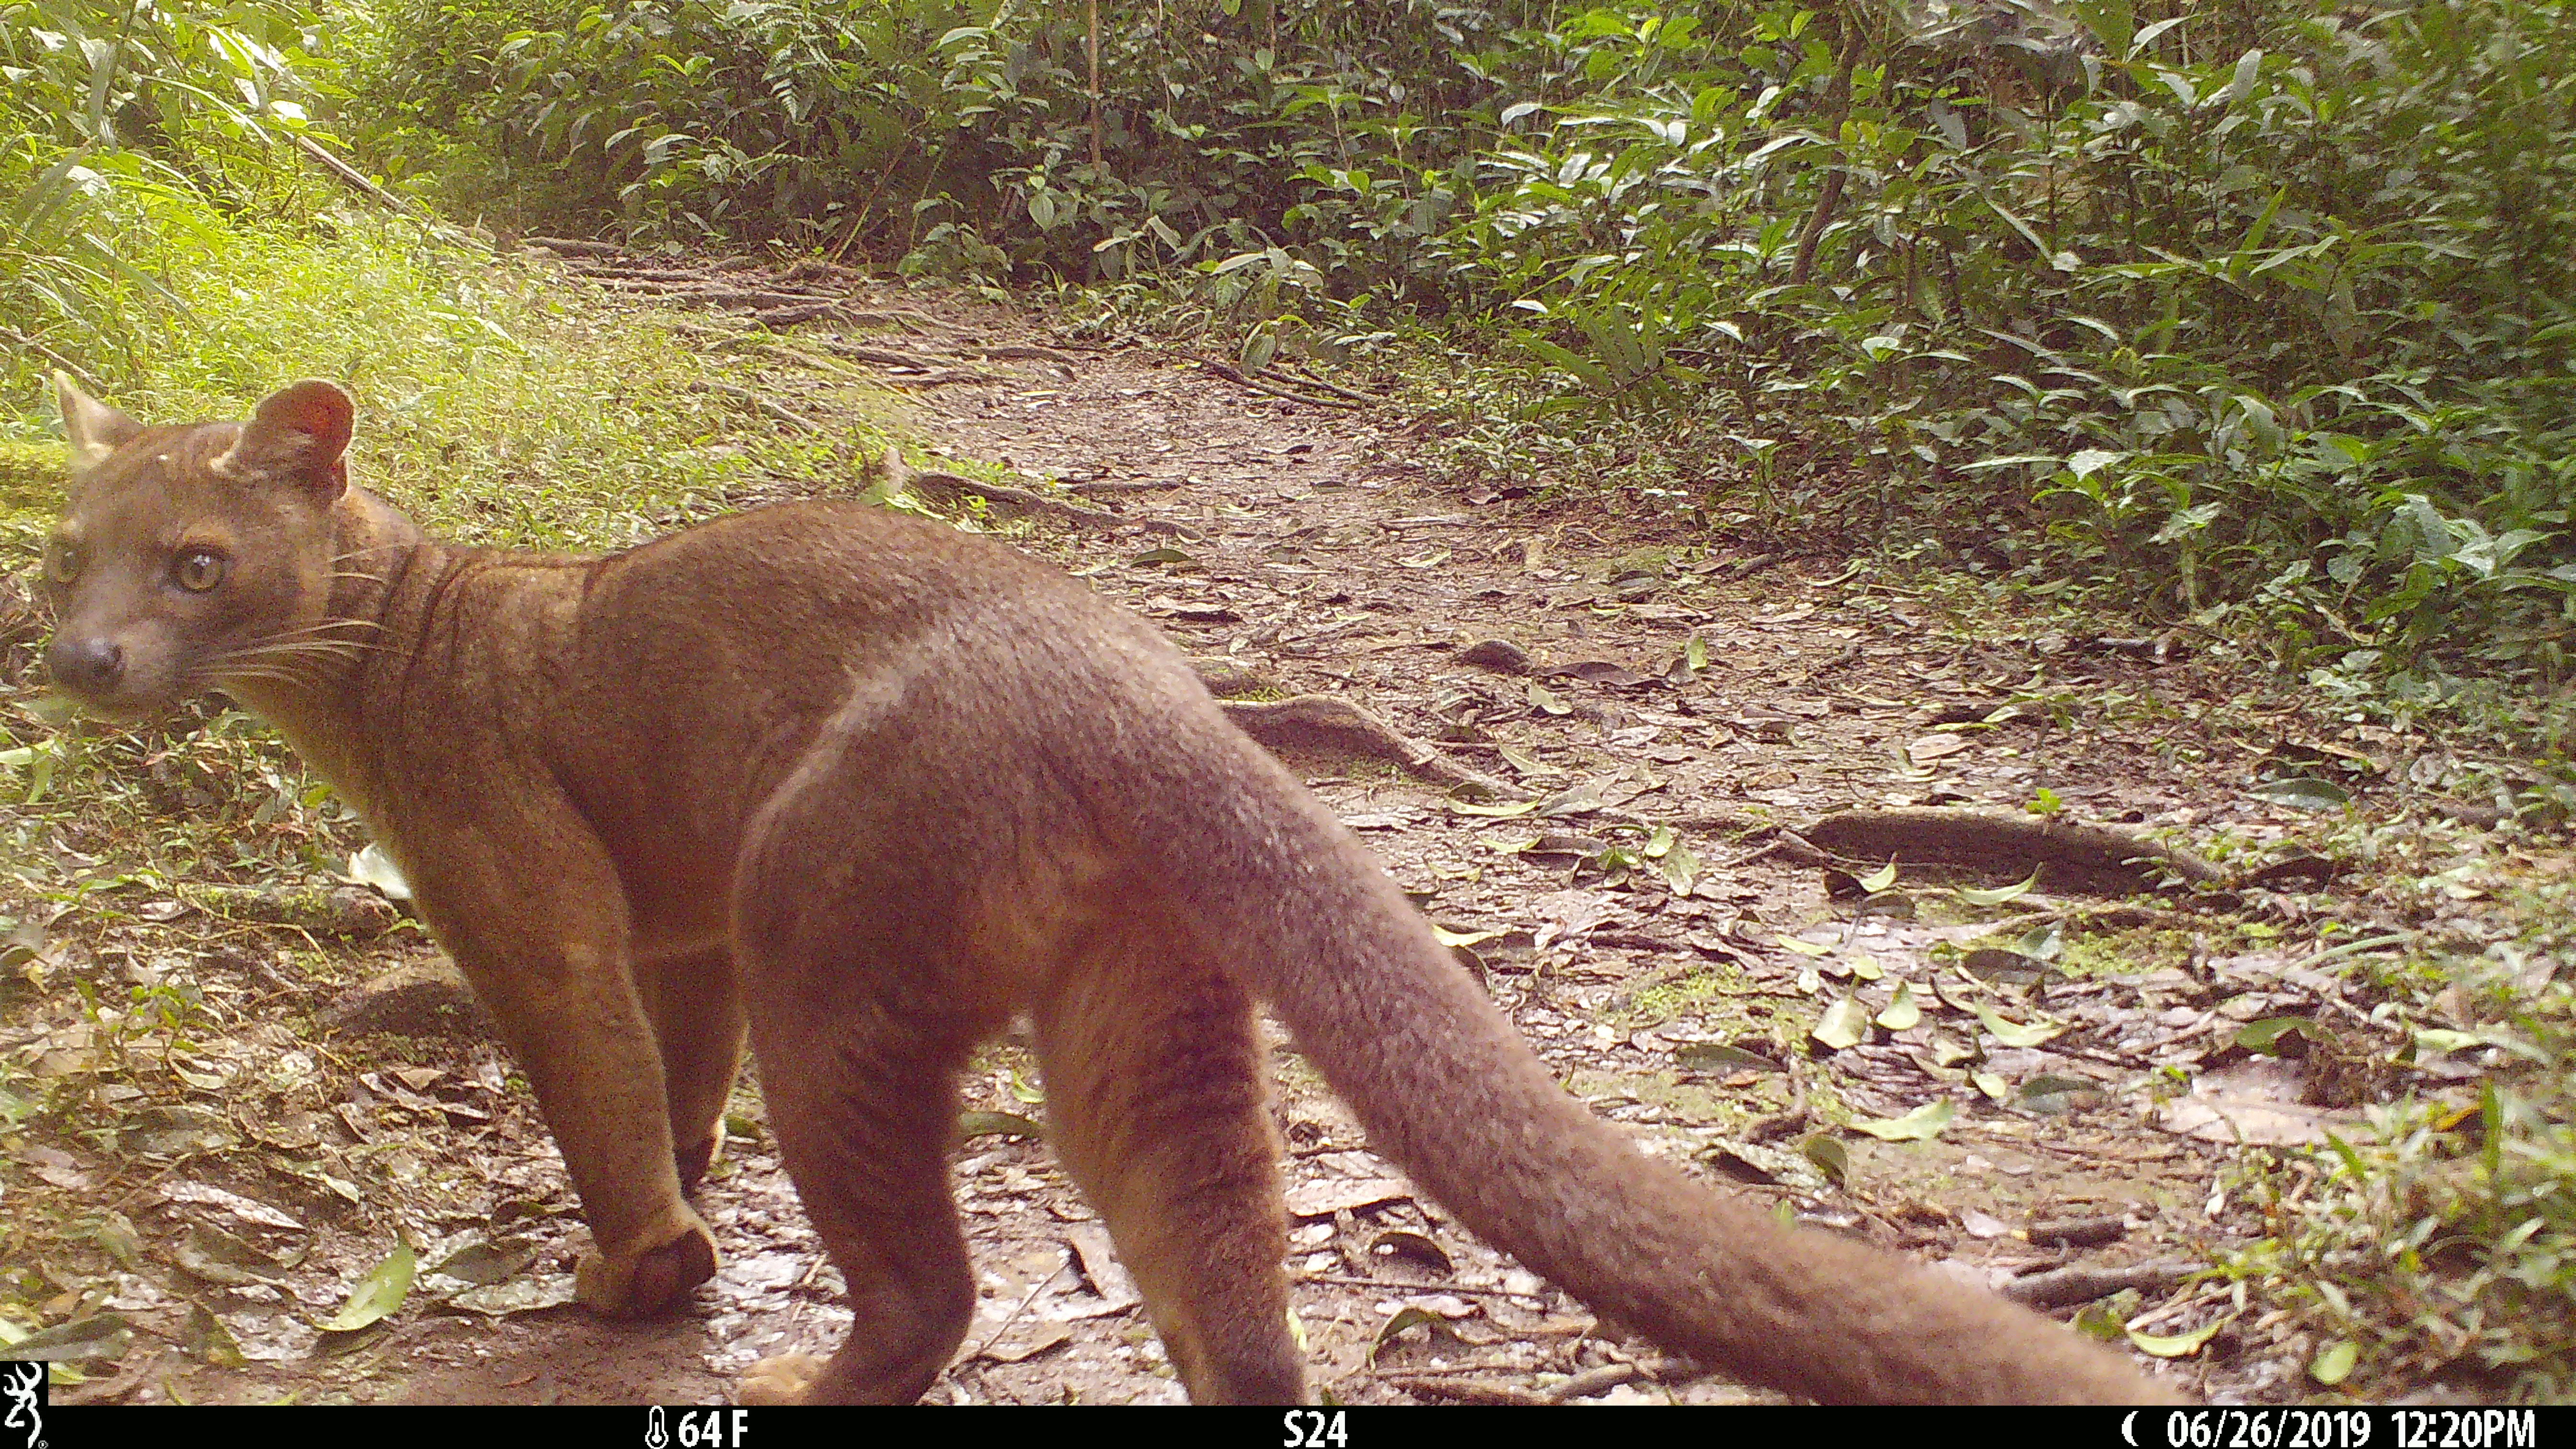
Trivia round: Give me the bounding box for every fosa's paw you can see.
[739,1354,825,1405]
[674,1128,721,1189]
[574,1215,718,1317]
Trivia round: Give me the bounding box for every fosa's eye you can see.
[45,540,81,586]
[173,549,226,592]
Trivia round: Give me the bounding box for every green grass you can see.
[0,441,62,546]
[3,208,888,552]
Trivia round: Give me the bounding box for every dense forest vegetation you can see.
[6,0,2576,1403]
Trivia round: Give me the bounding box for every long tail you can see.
[1123,719,2176,1404]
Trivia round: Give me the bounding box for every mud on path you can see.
[4,256,2499,1406]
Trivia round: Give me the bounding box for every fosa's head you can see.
[42,376,355,718]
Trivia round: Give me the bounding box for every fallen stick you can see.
[1801,808,2226,895]
[1286,362,1382,404]
[1999,1260,2203,1310]
[1198,357,1362,409]
[523,236,626,258]
[294,135,426,219]
[1218,695,1521,801]
[703,380,827,434]
[820,341,960,371]
[873,448,1138,532]
[1063,477,1190,495]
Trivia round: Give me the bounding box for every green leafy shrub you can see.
[332,1,2575,684]
[0,0,334,397]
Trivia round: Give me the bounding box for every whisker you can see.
[204,642,389,677]
[205,668,311,689]
[216,643,381,666]
[262,619,386,638]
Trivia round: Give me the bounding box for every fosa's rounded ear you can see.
[53,371,146,473]
[218,380,355,499]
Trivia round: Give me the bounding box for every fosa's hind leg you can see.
[734,1006,973,1404]
[1032,921,1302,1403]
[729,793,980,1403]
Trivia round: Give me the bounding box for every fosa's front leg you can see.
[631,943,750,1189]
[399,820,718,1317]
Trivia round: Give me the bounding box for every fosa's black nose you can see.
[46,636,125,694]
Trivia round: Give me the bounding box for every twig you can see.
[1381,1375,1552,1405]
[816,341,959,371]
[1300,1275,1554,1302]
[1376,1360,1662,1403]
[1800,808,2226,892]
[2122,1282,2231,1334]
[524,237,626,258]
[293,135,426,220]
[1220,695,1523,801]
[1286,362,1382,405]
[1086,0,1104,171]
[2026,1215,2130,1249]
[1788,25,1868,286]
[1198,358,1362,409]
[3,327,103,392]
[703,380,826,435]
[873,449,1142,532]
[1545,1360,1652,1402]
[955,342,1091,362]
[1061,477,1189,495]
[1999,1260,2203,1310]
[970,1255,1072,1361]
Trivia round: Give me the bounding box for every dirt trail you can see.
[22,269,2398,1406]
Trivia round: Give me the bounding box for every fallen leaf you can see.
[1850,1100,1955,1141]
[1956,872,2039,907]
[1368,1305,1458,1362]
[1812,997,1872,1051]
[0,1312,130,1362]
[161,1183,307,1233]
[1284,1177,1411,1219]
[426,1237,538,1287]
[2235,1017,2326,1055]
[182,1301,248,1368]
[1799,1134,1849,1187]
[1368,1230,1453,1275]
[2251,777,2350,811]
[174,1224,292,1287]
[1961,1208,2013,1240]
[316,1242,414,1333]
[1675,1041,1783,1073]
[2158,1060,2360,1145]
[1975,1004,2067,1047]
[445,1275,577,1316]
[1064,1221,1140,1312]
[958,1110,1045,1140]
[1875,981,1922,1031]
[347,842,413,901]
[2128,1317,2225,1358]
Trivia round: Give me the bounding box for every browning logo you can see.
[0,1362,41,1449]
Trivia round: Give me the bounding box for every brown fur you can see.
[41,377,2178,1405]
